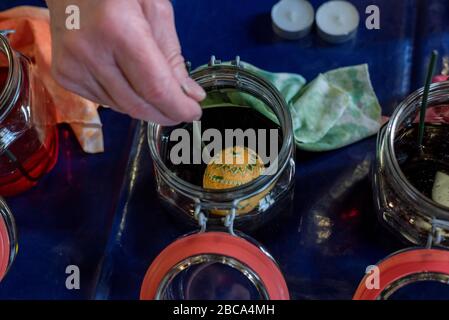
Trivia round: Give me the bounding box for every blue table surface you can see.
[0,0,448,300]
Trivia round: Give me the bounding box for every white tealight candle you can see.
[271,0,315,40]
[316,0,360,44]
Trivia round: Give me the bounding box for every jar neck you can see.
[383,81,449,219]
[0,33,22,123]
[149,62,294,203]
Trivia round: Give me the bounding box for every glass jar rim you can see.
[0,33,21,123]
[0,197,18,279]
[140,231,290,300]
[385,81,449,218]
[353,247,449,300]
[148,62,294,203]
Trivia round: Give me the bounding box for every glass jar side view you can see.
[374,81,449,246]
[0,33,58,196]
[148,56,295,230]
[0,197,17,281]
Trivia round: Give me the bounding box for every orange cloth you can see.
[0,6,103,153]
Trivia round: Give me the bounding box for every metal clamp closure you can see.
[194,200,237,236]
[0,30,15,37]
[207,55,243,69]
[426,218,449,248]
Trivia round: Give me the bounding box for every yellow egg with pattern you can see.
[203,146,271,215]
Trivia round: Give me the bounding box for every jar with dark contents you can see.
[148,56,295,231]
[143,57,295,300]
[0,33,58,196]
[0,197,17,282]
[142,57,295,300]
[374,81,449,246]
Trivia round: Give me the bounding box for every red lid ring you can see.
[354,249,449,300]
[140,232,289,300]
[0,212,11,281]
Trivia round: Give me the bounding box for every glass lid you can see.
[140,231,289,300]
[0,197,17,281]
[353,248,449,300]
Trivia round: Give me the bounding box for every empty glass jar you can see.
[0,32,58,196]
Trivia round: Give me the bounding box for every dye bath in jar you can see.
[162,106,282,187]
[156,105,293,230]
[0,65,58,196]
[395,123,449,204]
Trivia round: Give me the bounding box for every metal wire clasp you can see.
[185,55,243,76]
[194,203,208,233]
[426,218,449,248]
[231,56,242,69]
[0,30,15,37]
[194,200,237,236]
[208,55,243,69]
[209,55,221,67]
[224,208,236,236]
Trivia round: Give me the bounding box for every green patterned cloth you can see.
[199,62,382,152]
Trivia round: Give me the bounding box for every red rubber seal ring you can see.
[354,249,449,300]
[0,214,10,281]
[140,232,289,300]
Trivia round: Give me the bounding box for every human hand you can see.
[46,0,205,125]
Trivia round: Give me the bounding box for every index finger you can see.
[113,21,202,123]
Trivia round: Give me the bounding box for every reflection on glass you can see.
[161,262,263,300]
[385,274,449,300]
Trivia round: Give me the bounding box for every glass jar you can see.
[148,56,295,230]
[0,197,17,281]
[0,32,59,196]
[356,81,449,300]
[142,56,294,300]
[373,81,449,247]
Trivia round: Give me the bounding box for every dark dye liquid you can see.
[0,66,59,196]
[162,106,282,187]
[395,123,449,199]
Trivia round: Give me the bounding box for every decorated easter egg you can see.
[203,146,271,215]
